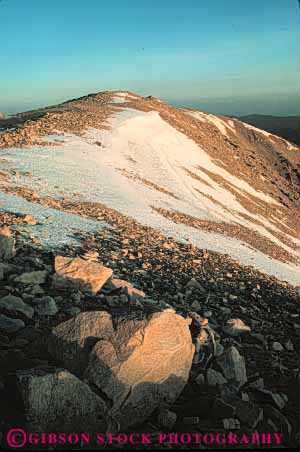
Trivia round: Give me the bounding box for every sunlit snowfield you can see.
[1,103,300,285]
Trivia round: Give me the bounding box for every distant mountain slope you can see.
[0,91,300,284]
[239,114,300,145]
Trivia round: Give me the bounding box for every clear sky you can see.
[1,0,300,116]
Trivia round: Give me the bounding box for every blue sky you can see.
[1,0,300,115]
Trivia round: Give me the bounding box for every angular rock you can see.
[195,373,206,386]
[272,342,284,352]
[235,400,263,428]
[264,404,292,436]
[33,296,58,316]
[206,368,227,387]
[15,270,48,285]
[223,318,251,337]
[217,346,247,387]
[17,368,107,432]
[249,377,264,391]
[191,300,201,311]
[52,256,112,295]
[157,409,177,430]
[123,285,145,302]
[0,314,25,334]
[257,388,287,410]
[104,277,134,292]
[47,311,114,374]
[63,306,81,317]
[285,340,294,351]
[185,278,205,292]
[0,295,34,319]
[30,285,45,296]
[83,309,194,429]
[223,418,240,430]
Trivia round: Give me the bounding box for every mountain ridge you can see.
[239,114,300,145]
[0,90,300,285]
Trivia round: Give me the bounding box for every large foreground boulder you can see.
[48,311,114,374]
[17,368,107,433]
[52,256,113,295]
[48,309,194,429]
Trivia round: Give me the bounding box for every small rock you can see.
[0,263,4,281]
[202,310,212,318]
[15,270,48,285]
[223,318,251,337]
[223,418,240,430]
[122,285,145,302]
[220,307,231,317]
[33,296,58,316]
[272,342,284,352]
[29,285,45,296]
[0,294,34,319]
[215,342,225,357]
[206,368,227,386]
[191,300,201,311]
[241,392,250,402]
[264,404,292,436]
[157,409,177,430]
[185,278,205,292]
[235,400,263,428]
[52,256,112,295]
[182,416,200,425]
[104,277,134,292]
[249,377,264,391]
[285,340,294,351]
[217,346,247,387]
[0,314,25,333]
[64,306,81,317]
[195,373,206,386]
[270,393,287,410]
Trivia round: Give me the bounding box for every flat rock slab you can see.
[17,368,107,433]
[52,256,113,295]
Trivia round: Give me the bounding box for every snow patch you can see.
[185,110,236,137]
[0,191,107,247]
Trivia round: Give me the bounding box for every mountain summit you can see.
[0,90,300,284]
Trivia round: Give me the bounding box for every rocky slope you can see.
[0,217,299,449]
[0,91,300,448]
[239,115,300,146]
